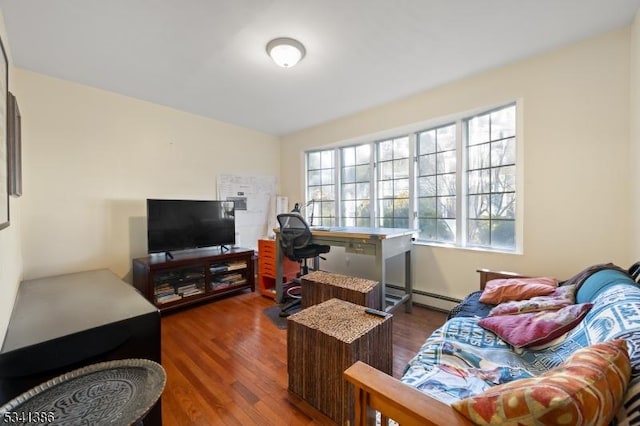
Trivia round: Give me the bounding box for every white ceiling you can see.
[0,0,638,136]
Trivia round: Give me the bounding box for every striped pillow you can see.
[452,339,631,426]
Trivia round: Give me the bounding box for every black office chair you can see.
[277,213,331,316]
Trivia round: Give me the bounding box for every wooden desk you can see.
[275,227,415,312]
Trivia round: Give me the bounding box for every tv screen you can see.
[147,199,235,254]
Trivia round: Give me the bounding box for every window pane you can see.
[491,220,515,249]
[492,165,516,193]
[378,161,393,180]
[436,150,456,174]
[342,200,356,217]
[419,130,436,154]
[437,125,456,151]
[321,150,334,168]
[468,194,490,219]
[378,140,393,161]
[321,169,334,185]
[342,166,355,184]
[491,193,515,219]
[437,196,456,219]
[356,217,370,227]
[468,144,490,170]
[356,182,369,199]
[321,201,335,217]
[355,164,369,182]
[356,144,370,164]
[342,147,355,166]
[378,180,394,198]
[395,219,409,228]
[394,137,410,158]
[491,105,516,140]
[468,114,490,145]
[320,185,335,200]
[308,170,321,186]
[357,200,370,218]
[419,218,437,240]
[438,219,456,242]
[308,186,323,200]
[342,183,355,200]
[437,174,456,196]
[308,152,321,170]
[419,154,436,176]
[491,137,516,167]
[393,198,410,217]
[468,169,490,195]
[418,197,436,218]
[394,178,409,196]
[468,219,490,246]
[418,176,436,197]
[394,159,409,179]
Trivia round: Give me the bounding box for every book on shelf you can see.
[226,261,246,271]
[210,264,228,274]
[181,289,204,297]
[156,293,182,304]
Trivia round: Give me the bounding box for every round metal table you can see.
[0,359,166,425]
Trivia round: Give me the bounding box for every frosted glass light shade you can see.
[266,38,306,68]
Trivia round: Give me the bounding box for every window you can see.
[416,123,456,242]
[466,105,516,249]
[341,144,371,227]
[304,102,518,251]
[306,149,335,226]
[376,137,410,228]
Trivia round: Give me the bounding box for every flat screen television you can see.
[147,199,235,254]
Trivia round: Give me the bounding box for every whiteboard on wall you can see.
[217,174,277,250]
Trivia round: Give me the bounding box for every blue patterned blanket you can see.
[401,282,640,411]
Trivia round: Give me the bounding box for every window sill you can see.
[412,240,523,255]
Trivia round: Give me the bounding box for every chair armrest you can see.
[477,268,528,290]
[344,361,473,426]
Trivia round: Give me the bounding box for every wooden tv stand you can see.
[133,247,255,313]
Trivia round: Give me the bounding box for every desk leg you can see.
[377,242,387,312]
[275,235,284,303]
[404,248,412,313]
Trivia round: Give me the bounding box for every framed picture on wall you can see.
[8,92,21,197]
[0,34,8,230]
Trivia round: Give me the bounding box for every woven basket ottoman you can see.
[301,270,381,310]
[287,298,392,425]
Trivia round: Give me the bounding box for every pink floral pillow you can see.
[479,277,558,304]
[479,303,592,348]
[488,284,577,316]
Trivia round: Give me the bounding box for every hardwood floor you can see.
[160,291,447,425]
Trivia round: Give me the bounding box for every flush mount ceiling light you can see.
[266,37,306,68]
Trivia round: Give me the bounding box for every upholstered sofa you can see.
[344,267,640,425]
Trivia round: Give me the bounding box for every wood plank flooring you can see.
[160,291,447,425]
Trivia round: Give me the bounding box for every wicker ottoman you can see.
[287,298,392,425]
[301,270,381,310]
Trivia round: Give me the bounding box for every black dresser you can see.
[0,269,162,425]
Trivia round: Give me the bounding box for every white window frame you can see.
[303,100,523,254]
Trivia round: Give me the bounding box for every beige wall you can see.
[14,69,280,282]
[632,10,640,260]
[0,9,22,345]
[281,28,632,304]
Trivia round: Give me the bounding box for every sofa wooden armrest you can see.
[477,268,527,289]
[343,269,529,426]
[344,361,473,426]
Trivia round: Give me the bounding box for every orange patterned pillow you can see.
[452,339,631,426]
[479,277,558,304]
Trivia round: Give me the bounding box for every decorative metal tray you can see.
[0,359,166,425]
